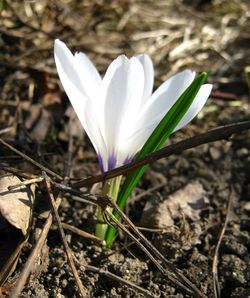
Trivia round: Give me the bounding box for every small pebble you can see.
[209,147,221,160]
[236,148,249,158]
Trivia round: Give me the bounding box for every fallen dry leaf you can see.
[140,181,207,228]
[0,174,35,287]
[0,175,34,235]
[140,181,208,250]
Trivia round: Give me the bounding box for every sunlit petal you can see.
[54,40,212,171]
[81,101,108,171]
[54,40,107,171]
[173,84,213,132]
[133,70,196,132]
[54,39,88,125]
[101,55,144,168]
[74,52,101,99]
[145,70,195,119]
[121,83,213,160]
[118,122,156,166]
[136,54,154,105]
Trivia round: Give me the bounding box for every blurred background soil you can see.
[0,0,250,297]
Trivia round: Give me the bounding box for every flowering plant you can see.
[54,39,212,245]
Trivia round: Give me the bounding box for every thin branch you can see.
[62,222,104,246]
[104,198,207,298]
[73,121,250,188]
[0,127,14,136]
[43,173,88,297]
[0,165,38,179]
[212,188,233,298]
[50,182,98,205]
[8,177,44,190]
[9,197,62,298]
[44,183,205,296]
[0,138,63,181]
[85,264,154,297]
[104,209,197,296]
[9,124,77,297]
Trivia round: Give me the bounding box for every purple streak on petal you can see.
[123,155,133,165]
[108,151,117,171]
[97,154,104,173]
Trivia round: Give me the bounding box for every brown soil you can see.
[0,0,250,297]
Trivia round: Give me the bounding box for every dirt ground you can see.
[0,0,250,297]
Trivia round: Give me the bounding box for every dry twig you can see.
[73,121,250,188]
[0,138,63,181]
[0,165,38,180]
[43,173,88,297]
[8,177,44,190]
[9,197,62,298]
[9,125,79,297]
[62,222,104,246]
[84,264,154,298]
[2,121,249,297]
[103,198,207,298]
[104,208,197,296]
[212,188,234,298]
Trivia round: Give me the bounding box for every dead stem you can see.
[62,222,104,246]
[43,173,88,297]
[2,122,249,297]
[8,123,87,297]
[104,200,207,298]
[0,165,38,179]
[8,196,62,298]
[84,264,154,298]
[0,127,14,136]
[72,121,250,188]
[0,138,63,181]
[212,187,234,298]
[8,177,44,190]
[104,209,196,296]
[42,181,205,296]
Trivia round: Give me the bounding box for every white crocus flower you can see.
[54,39,212,172]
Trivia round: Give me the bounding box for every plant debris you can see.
[0,0,250,297]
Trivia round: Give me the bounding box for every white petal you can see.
[118,73,212,163]
[101,55,144,166]
[74,52,101,99]
[118,83,212,164]
[54,39,88,126]
[136,54,154,105]
[146,70,195,118]
[118,122,156,165]
[134,69,196,133]
[173,83,213,132]
[81,101,108,172]
[54,40,107,170]
[54,40,86,99]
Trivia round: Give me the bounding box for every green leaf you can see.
[0,0,6,11]
[105,72,208,246]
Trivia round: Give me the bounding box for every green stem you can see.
[95,176,122,241]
